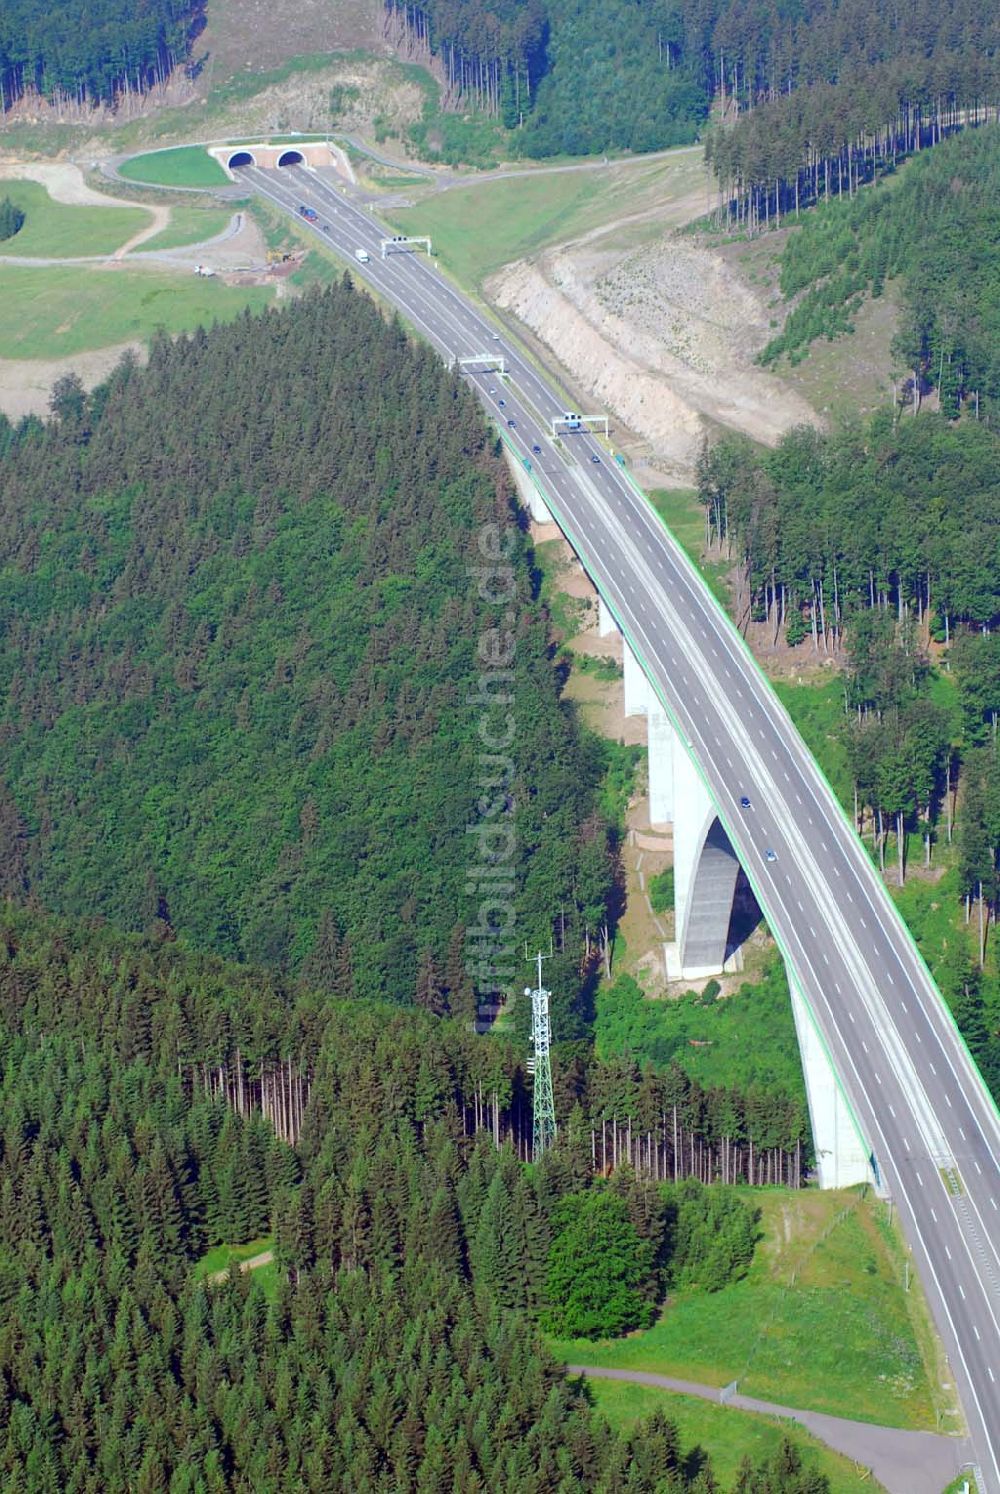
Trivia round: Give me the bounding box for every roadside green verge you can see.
[648,487,731,605]
[119,146,230,189]
[548,1189,951,1431]
[0,264,273,358]
[585,1379,879,1493]
[0,179,149,257]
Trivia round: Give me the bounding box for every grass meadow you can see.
[549,1188,955,1432]
[0,178,149,257]
[0,263,273,358]
[119,146,231,189]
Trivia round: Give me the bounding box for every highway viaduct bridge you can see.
[509,467,871,1191]
[234,156,999,1488]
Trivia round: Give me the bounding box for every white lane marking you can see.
[975,1160,982,1174]
[862,1040,869,1052]
[888,1103,896,1117]
[945,1094,952,1107]
[959,1127,966,1141]
[822,952,830,965]
[848,1011,855,1023]
[915,1170,923,1185]
[988,1367,995,1384]
[797,900,804,912]
[900,1001,907,1013]
[875,1072,882,1085]
[929,1063,936,1075]
[945,1245,952,1260]
[992,1198,998,1211]
[860,917,867,928]
[795,792,802,804]
[886,972,894,985]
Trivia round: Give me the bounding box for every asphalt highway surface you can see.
[243,161,1000,1486]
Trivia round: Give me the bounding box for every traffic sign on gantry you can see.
[380,235,432,258]
[457,355,507,376]
[552,411,609,437]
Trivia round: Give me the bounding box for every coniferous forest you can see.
[0,281,830,1488]
[0,905,823,1491]
[389,0,1000,167]
[0,281,614,1038]
[0,0,197,110]
[760,124,1000,421]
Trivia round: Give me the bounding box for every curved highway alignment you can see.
[243,162,1000,1487]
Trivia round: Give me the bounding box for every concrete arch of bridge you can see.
[678,814,744,979]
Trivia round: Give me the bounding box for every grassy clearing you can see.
[596,959,807,1102]
[585,1380,877,1493]
[119,146,231,189]
[0,179,149,258]
[0,263,273,358]
[534,535,590,641]
[138,207,235,253]
[193,1236,277,1299]
[386,149,710,285]
[192,1236,273,1279]
[548,1187,948,1430]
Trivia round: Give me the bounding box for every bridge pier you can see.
[619,636,871,1189]
[597,594,618,638]
[788,980,872,1188]
[623,641,737,978]
[504,447,552,524]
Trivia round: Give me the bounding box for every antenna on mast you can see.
[524,945,556,1158]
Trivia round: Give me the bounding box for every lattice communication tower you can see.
[524,951,556,1158]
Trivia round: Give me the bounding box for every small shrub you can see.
[0,197,25,241]
[785,612,808,647]
[648,866,675,913]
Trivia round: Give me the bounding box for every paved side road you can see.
[567,1366,970,1494]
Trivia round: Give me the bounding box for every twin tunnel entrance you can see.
[227,149,303,169]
